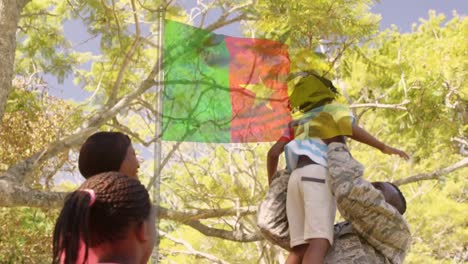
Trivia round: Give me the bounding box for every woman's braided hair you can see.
[52,172,151,264]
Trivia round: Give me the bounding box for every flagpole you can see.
[153,5,165,264]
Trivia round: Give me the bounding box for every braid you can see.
[52,191,93,264]
[53,172,151,263]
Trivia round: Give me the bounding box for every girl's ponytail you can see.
[52,190,95,264]
[52,172,150,264]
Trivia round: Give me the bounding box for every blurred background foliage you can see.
[0,0,466,263]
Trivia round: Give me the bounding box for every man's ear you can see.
[135,221,149,242]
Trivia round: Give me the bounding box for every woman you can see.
[63,131,141,263]
[79,131,140,179]
[53,171,155,264]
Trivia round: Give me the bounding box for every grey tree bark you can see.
[0,0,30,125]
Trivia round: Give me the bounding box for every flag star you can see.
[240,77,274,110]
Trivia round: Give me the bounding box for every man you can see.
[324,138,411,263]
[259,138,411,263]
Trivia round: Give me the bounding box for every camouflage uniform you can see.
[257,143,411,263]
[325,142,411,264]
[257,169,291,250]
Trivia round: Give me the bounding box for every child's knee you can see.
[291,243,308,256]
[306,238,331,251]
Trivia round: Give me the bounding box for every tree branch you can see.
[146,141,183,191]
[350,100,410,111]
[0,178,67,208]
[17,0,33,9]
[203,1,255,33]
[451,137,468,146]
[2,1,252,196]
[165,249,230,264]
[20,11,58,17]
[205,13,253,32]
[393,157,468,186]
[3,66,158,184]
[0,177,258,220]
[0,177,261,242]
[2,127,97,184]
[109,118,156,147]
[161,231,231,264]
[181,219,263,242]
[159,206,257,221]
[106,0,142,105]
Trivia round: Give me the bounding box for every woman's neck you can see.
[97,254,136,264]
[93,241,141,264]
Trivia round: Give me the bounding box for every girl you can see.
[63,131,141,263]
[53,172,155,264]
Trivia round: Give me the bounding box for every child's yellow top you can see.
[290,103,354,140]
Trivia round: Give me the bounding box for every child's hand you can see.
[382,145,410,160]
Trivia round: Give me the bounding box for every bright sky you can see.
[373,0,466,31]
[45,0,467,101]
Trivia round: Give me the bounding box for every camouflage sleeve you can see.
[327,143,411,264]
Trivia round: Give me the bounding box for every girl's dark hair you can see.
[79,132,131,179]
[52,172,151,264]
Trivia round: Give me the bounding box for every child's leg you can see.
[302,238,330,264]
[287,164,335,263]
[286,168,308,263]
[285,244,307,264]
[300,165,336,264]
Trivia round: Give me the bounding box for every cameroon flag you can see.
[162,20,291,143]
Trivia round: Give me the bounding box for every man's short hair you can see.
[389,183,407,214]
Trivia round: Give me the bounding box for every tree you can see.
[246,0,380,74]
[336,11,467,263]
[0,0,466,262]
[0,0,32,123]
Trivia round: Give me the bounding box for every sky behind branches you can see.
[44,0,466,185]
[45,0,467,102]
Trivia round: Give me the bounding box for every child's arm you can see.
[349,124,410,160]
[267,138,289,185]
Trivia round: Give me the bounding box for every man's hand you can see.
[382,145,410,160]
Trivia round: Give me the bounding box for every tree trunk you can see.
[0,0,30,125]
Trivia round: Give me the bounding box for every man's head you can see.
[371,181,407,214]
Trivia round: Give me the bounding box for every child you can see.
[267,71,409,264]
[53,172,156,264]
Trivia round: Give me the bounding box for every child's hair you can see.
[79,132,132,179]
[52,171,151,264]
[288,71,340,113]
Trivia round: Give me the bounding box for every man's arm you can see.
[327,142,411,263]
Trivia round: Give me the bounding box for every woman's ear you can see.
[135,221,150,242]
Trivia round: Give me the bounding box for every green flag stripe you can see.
[162,20,232,142]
